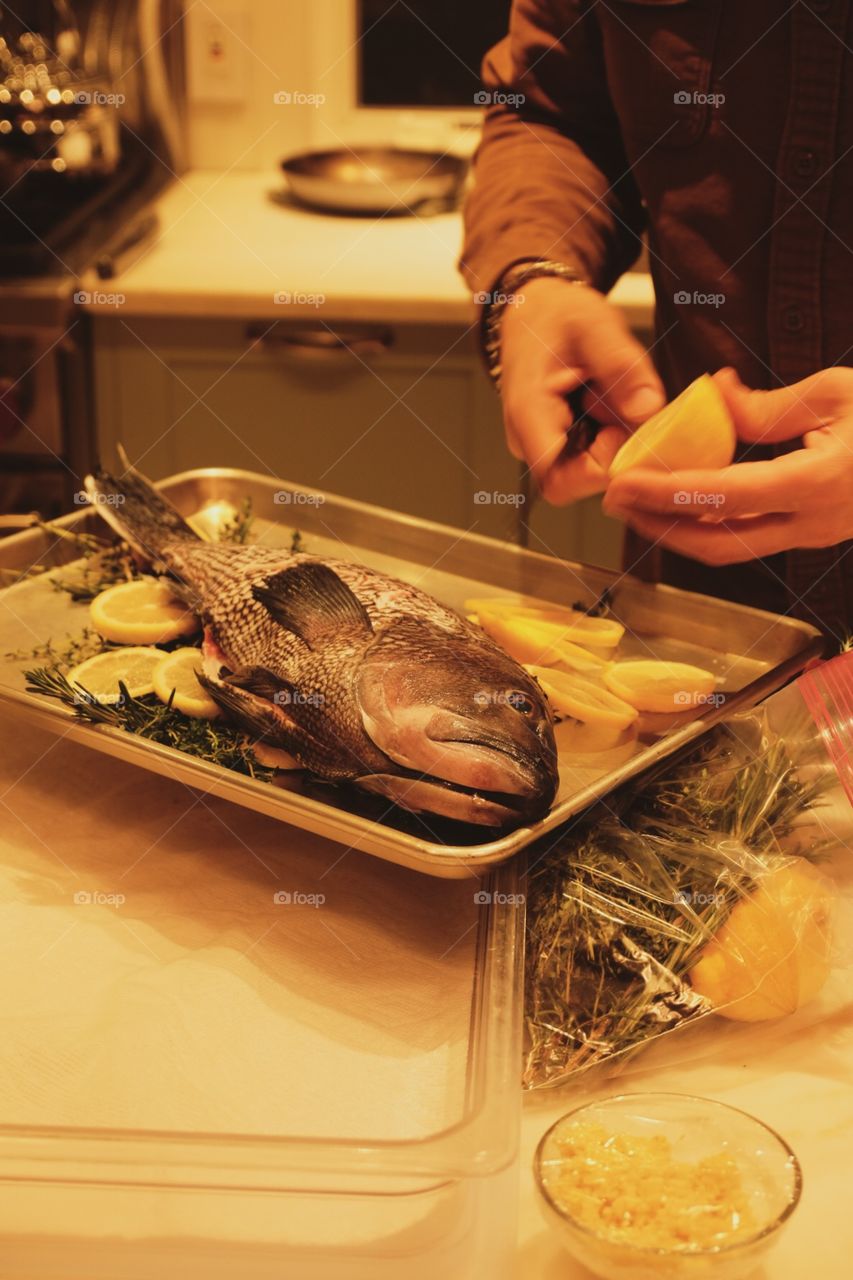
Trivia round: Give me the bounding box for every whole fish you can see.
[85,458,558,828]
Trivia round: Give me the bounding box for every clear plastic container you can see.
[774,649,853,804]
[0,718,525,1280]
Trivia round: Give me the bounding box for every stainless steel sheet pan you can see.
[0,469,824,877]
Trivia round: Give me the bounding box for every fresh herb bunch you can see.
[23,667,275,782]
[523,720,834,1088]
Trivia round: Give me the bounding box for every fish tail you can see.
[84,445,199,566]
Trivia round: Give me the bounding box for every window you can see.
[358,0,513,108]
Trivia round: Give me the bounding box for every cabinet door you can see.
[92,315,524,540]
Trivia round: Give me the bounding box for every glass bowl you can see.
[534,1093,802,1280]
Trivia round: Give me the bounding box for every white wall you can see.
[184,0,316,171]
[182,0,479,171]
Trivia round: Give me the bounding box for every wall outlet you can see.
[186,3,249,105]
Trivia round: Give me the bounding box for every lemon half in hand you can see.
[67,647,164,704]
[90,579,199,645]
[152,647,220,720]
[609,374,736,477]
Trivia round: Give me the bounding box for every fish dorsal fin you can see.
[252,562,373,649]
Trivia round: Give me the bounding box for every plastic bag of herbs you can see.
[523,708,846,1089]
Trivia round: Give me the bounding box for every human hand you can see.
[603,367,853,564]
[498,278,665,504]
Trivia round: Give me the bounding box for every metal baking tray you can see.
[0,468,824,878]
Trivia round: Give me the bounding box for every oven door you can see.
[0,323,84,527]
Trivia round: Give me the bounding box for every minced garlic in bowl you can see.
[534,1094,801,1280]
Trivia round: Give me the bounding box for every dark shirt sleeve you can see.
[460,0,646,298]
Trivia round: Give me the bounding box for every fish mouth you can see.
[355,756,555,828]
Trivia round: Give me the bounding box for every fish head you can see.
[355,619,558,827]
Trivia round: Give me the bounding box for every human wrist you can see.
[480,260,589,387]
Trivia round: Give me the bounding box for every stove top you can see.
[0,131,166,281]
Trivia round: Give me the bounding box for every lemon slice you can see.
[554,719,638,760]
[67,646,164,704]
[187,499,240,541]
[525,665,637,731]
[90,579,199,645]
[466,596,624,649]
[478,612,607,673]
[152,647,220,720]
[604,660,716,713]
[609,374,736,477]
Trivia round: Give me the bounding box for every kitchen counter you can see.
[78,169,655,326]
[0,713,850,1277]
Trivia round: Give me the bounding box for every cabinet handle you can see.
[247,324,394,361]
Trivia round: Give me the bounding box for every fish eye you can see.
[506,690,535,715]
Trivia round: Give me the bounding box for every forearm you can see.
[460,4,645,299]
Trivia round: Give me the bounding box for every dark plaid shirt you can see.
[461,0,853,641]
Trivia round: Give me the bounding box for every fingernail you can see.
[622,387,664,423]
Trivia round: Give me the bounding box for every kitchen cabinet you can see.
[92,314,625,568]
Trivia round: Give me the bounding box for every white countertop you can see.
[0,710,850,1277]
[79,169,655,326]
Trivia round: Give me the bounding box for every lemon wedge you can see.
[603,660,716,713]
[67,646,164,704]
[478,611,608,674]
[525,665,637,731]
[466,596,624,650]
[609,374,736,477]
[90,579,199,645]
[152,647,220,720]
[690,862,834,1021]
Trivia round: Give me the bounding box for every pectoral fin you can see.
[251,562,373,650]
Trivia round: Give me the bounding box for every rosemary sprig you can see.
[23,666,276,782]
[523,719,835,1088]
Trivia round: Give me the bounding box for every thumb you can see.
[575,313,665,427]
[714,367,844,444]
